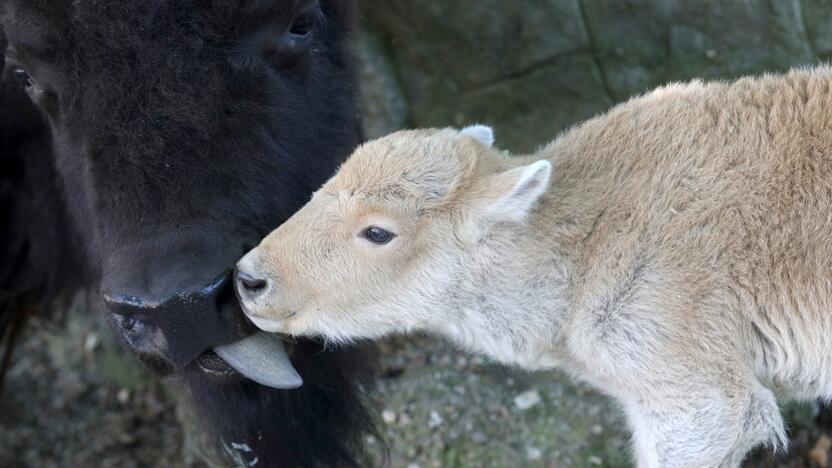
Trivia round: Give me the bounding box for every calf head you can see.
[236,126,553,342]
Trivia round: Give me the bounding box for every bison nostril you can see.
[123,315,141,332]
[110,312,150,333]
[234,268,268,298]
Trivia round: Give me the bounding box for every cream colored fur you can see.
[237,67,832,467]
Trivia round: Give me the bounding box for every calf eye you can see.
[11,66,33,88]
[363,226,396,245]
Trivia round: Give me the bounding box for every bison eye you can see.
[11,66,33,88]
[363,226,396,245]
[289,8,319,37]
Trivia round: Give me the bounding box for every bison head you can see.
[1,0,360,386]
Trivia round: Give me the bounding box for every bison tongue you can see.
[212,332,302,389]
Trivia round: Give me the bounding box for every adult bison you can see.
[0,1,376,466]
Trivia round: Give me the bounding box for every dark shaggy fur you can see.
[0,52,86,383]
[0,1,377,466]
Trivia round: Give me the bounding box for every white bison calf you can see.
[235,67,832,467]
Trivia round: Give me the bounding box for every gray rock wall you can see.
[358,0,829,151]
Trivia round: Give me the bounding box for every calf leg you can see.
[623,379,784,468]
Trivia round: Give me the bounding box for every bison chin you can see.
[180,339,379,468]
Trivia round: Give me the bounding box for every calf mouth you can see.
[242,310,289,334]
[193,289,303,389]
[213,288,303,389]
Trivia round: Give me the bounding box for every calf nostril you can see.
[235,269,268,296]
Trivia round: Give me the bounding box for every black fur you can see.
[0,53,86,384]
[184,341,377,468]
[0,1,376,466]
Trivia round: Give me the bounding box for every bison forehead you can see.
[2,0,316,58]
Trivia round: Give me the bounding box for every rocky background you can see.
[3,1,832,467]
[356,0,832,150]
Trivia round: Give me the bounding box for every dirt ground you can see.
[1,302,831,468]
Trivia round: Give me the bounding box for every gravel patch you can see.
[2,305,831,467]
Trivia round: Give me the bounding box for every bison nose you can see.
[105,307,172,371]
[234,268,269,302]
[102,272,249,375]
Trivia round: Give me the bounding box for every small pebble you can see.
[381,409,397,424]
[428,410,443,428]
[83,333,100,353]
[526,446,543,460]
[117,388,130,404]
[588,455,603,465]
[514,389,542,410]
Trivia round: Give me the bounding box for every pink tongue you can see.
[212,332,303,389]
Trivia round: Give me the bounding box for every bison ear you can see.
[459,124,494,148]
[461,160,551,240]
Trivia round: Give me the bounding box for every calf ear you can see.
[459,124,495,148]
[469,160,552,227]
[485,160,552,222]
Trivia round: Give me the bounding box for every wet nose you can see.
[99,226,262,376]
[102,273,246,375]
[234,268,269,301]
[105,309,171,371]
